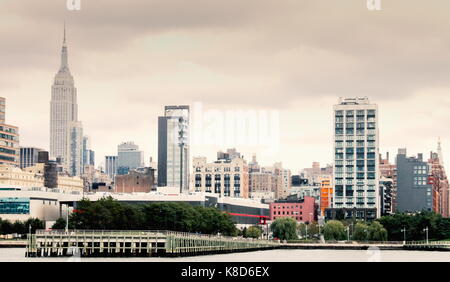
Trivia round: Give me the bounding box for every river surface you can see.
[0,248,449,262]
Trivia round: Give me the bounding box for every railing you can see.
[286,240,404,245]
[405,241,450,246]
[35,229,276,244]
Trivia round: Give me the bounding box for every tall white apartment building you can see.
[331,97,380,220]
[158,106,190,193]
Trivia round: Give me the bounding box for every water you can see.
[0,248,449,262]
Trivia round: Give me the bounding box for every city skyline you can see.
[2,1,450,173]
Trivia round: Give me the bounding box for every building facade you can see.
[192,156,249,198]
[68,121,83,176]
[331,97,379,219]
[105,156,118,181]
[117,142,144,175]
[428,151,449,217]
[396,149,432,213]
[0,97,20,167]
[270,196,316,223]
[158,105,190,192]
[0,124,19,167]
[0,97,5,124]
[50,28,79,174]
[20,147,44,169]
[115,167,156,193]
[319,176,332,216]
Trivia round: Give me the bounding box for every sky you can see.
[1,0,450,173]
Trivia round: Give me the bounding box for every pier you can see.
[25,230,280,257]
[403,241,450,251]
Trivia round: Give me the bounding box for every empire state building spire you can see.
[59,23,70,73]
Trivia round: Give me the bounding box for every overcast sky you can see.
[2,0,450,173]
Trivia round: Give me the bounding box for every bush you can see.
[323,220,346,241]
[245,226,263,239]
[271,218,298,241]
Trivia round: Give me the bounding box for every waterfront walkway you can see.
[24,230,450,257]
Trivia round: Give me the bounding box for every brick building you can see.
[115,167,156,193]
[270,196,316,223]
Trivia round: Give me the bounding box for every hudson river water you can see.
[0,248,449,262]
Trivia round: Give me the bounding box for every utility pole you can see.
[178,117,185,195]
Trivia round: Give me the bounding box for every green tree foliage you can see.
[0,217,44,235]
[51,218,67,230]
[68,197,238,236]
[352,222,369,241]
[323,220,346,241]
[245,226,263,239]
[378,211,449,241]
[298,222,320,238]
[367,221,388,241]
[271,217,298,240]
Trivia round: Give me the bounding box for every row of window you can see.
[335,110,376,117]
[335,153,377,160]
[335,141,376,147]
[273,205,303,209]
[195,167,241,172]
[335,129,377,135]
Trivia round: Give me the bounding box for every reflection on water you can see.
[0,248,449,262]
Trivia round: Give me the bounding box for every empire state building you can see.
[50,26,83,176]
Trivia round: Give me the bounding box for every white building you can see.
[68,121,83,177]
[192,156,249,198]
[105,156,118,180]
[158,106,190,193]
[331,97,380,219]
[50,26,79,174]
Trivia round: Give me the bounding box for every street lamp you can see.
[65,204,69,233]
[401,228,406,244]
[346,226,350,242]
[423,227,429,244]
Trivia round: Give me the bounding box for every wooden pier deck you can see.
[26,230,280,257]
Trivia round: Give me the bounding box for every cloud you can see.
[2,0,450,171]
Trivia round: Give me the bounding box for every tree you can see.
[24,218,45,234]
[271,218,298,241]
[378,212,448,241]
[52,218,67,230]
[68,197,239,236]
[323,220,346,241]
[298,222,320,239]
[245,226,263,239]
[367,221,388,241]
[353,222,368,241]
[0,218,13,235]
[12,220,26,235]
